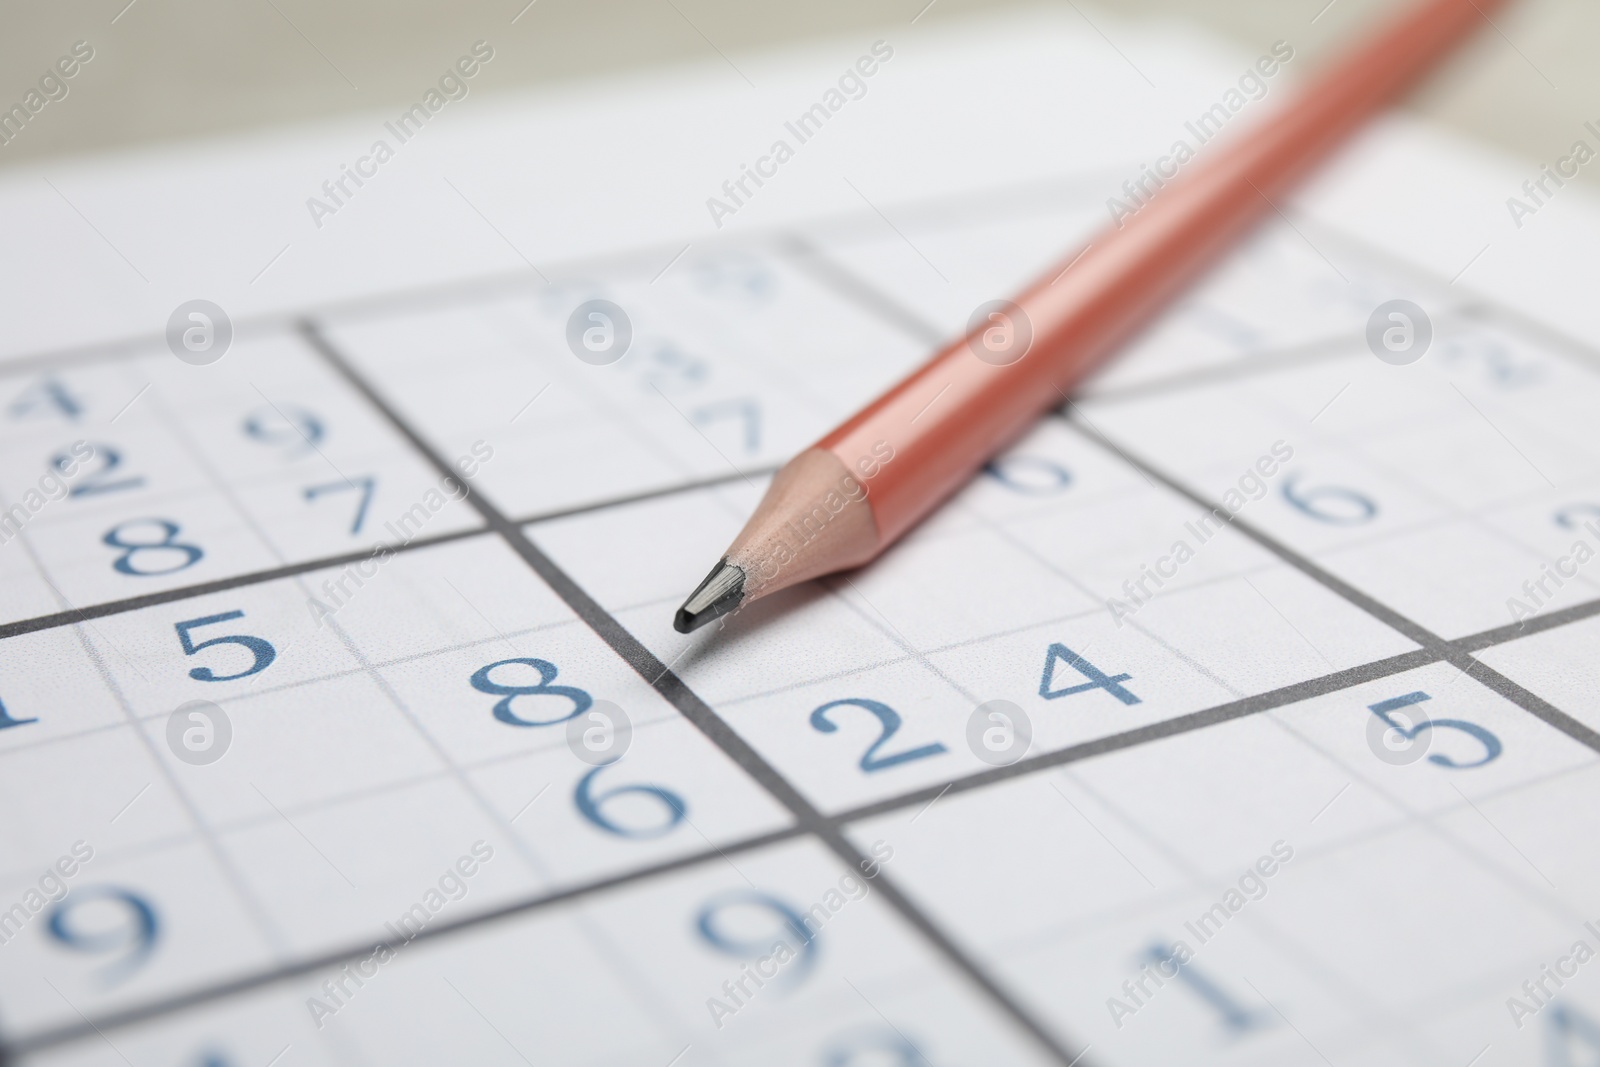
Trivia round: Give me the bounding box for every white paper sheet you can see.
[2,8,1599,1066]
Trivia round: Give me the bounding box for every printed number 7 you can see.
[304,476,376,535]
[175,611,277,682]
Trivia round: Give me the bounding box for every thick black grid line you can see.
[7,441,1594,1057]
[0,467,773,643]
[0,215,1451,646]
[11,215,1600,1060]
[298,322,1092,1066]
[1060,413,1600,756]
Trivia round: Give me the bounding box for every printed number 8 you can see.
[470,657,592,726]
[103,519,204,576]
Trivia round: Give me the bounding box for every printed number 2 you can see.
[810,699,947,773]
[175,612,277,682]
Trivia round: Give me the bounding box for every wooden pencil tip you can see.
[673,558,746,634]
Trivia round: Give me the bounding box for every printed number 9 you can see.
[46,886,159,985]
[695,890,817,990]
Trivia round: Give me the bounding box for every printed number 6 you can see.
[1280,474,1377,526]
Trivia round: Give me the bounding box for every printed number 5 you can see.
[1369,692,1502,769]
[175,611,277,682]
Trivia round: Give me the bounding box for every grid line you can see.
[297,319,1094,1067]
[9,205,1600,1061]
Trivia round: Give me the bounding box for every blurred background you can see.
[1,0,1590,180]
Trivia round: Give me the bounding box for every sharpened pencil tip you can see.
[674,558,745,634]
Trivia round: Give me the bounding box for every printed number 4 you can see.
[1039,643,1140,705]
[175,611,277,682]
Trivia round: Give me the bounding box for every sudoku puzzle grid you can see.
[4,177,1600,1067]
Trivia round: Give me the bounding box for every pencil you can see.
[674,0,1507,634]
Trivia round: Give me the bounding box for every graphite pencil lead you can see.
[674,558,746,634]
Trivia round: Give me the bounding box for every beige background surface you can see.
[0,0,1589,181]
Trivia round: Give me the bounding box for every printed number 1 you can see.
[1141,943,1268,1034]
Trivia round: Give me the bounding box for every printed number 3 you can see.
[810,698,947,773]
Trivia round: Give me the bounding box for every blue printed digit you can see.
[574,763,686,839]
[471,658,592,726]
[104,519,204,576]
[0,695,38,730]
[638,342,709,393]
[692,398,762,453]
[1039,643,1140,705]
[54,443,144,497]
[303,475,376,534]
[695,890,817,990]
[242,405,324,456]
[822,1029,931,1066]
[1367,691,1501,768]
[1442,334,1541,389]
[1547,1002,1600,1065]
[1140,943,1269,1034]
[10,377,82,422]
[983,455,1072,494]
[810,698,947,773]
[46,885,159,985]
[1280,474,1377,525]
[1555,504,1600,530]
[175,611,277,682]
